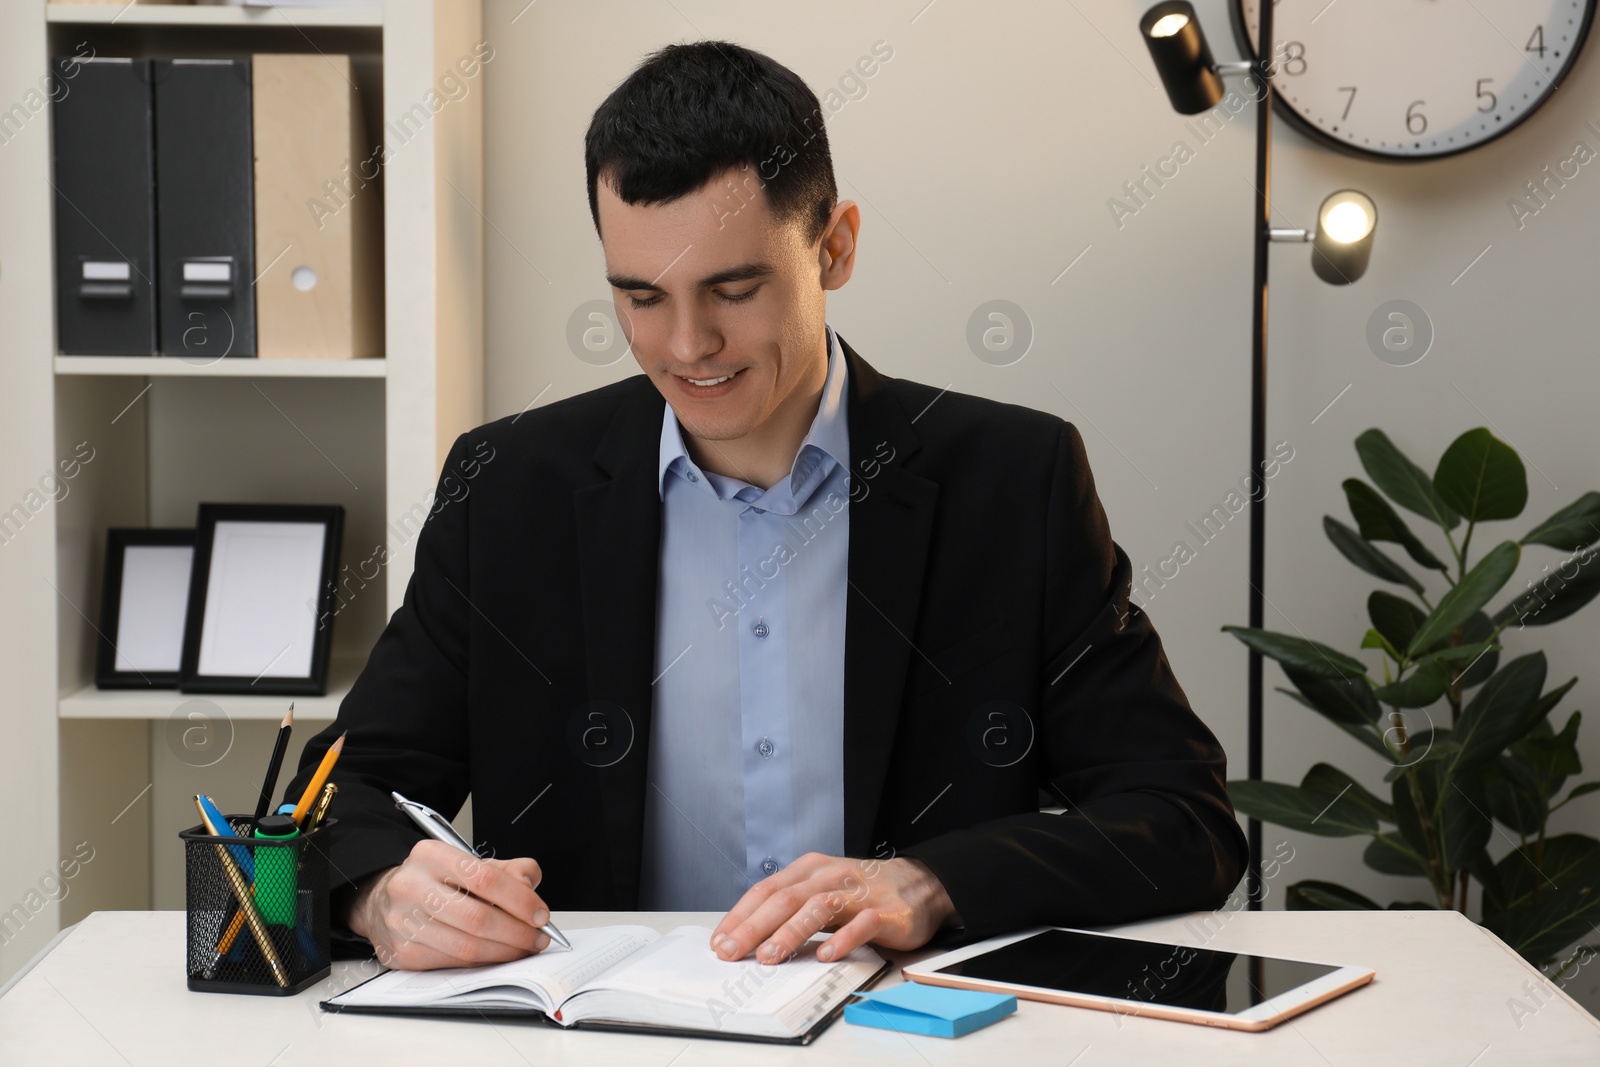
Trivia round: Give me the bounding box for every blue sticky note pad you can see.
[845,982,1016,1038]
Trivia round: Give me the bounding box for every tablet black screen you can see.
[932,929,1342,1016]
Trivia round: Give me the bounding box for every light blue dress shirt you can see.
[639,325,851,911]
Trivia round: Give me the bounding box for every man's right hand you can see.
[346,839,553,970]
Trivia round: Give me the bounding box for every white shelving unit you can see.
[55,356,389,378]
[0,0,484,981]
[46,3,383,28]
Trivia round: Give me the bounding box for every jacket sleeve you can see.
[900,422,1248,944]
[280,432,478,915]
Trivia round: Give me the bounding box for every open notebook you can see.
[322,924,888,1044]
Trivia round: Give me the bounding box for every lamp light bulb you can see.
[1322,202,1371,244]
[1147,13,1189,37]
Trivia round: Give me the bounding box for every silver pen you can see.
[391,790,571,950]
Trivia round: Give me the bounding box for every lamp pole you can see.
[1245,0,1273,913]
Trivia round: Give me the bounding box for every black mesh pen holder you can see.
[179,815,337,995]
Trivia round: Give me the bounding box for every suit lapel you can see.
[838,337,940,856]
[572,337,941,903]
[574,381,664,907]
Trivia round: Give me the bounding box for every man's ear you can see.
[818,200,861,291]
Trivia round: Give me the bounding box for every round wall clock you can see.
[1231,1,1596,160]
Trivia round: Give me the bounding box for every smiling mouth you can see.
[675,369,745,386]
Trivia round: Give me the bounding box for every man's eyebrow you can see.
[605,260,775,292]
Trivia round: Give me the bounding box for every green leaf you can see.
[1512,709,1583,781]
[1374,660,1452,708]
[1433,428,1528,522]
[1383,738,1463,782]
[1451,653,1550,770]
[1223,626,1369,679]
[1324,516,1423,593]
[1425,640,1498,665]
[1564,782,1600,802]
[1440,771,1494,872]
[1406,541,1521,656]
[1344,479,1450,572]
[1451,613,1500,689]
[1287,880,1380,911]
[1356,428,1461,531]
[1522,491,1600,551]
[1483,756,1545,836]
[1277,677,1390,759]
[1492,548,1600,629]
[1302,763,1396,823]
[1391,761,1492,875]
[1228,779,1379,837]
[1369,591,1426,653]
[1485,835,1600,964]
[1364,832,1430,877]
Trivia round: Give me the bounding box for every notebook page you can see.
[561,925,883,1036]
[328,925,659,1012]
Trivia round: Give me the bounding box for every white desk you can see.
[1,909,1595,1065]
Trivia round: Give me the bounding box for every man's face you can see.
[598,168,837,447]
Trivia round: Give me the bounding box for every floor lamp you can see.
[1138,2,1380,909]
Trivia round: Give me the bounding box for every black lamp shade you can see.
[1140,2,1223,115]
[1311,190,1377,285]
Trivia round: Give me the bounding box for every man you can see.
[284,40,1246,972]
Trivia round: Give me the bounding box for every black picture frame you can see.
[179,503,344,696]
[96,528,197,689]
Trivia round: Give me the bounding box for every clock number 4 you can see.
[1527,26,1546,59]
[1476,78,1496,114]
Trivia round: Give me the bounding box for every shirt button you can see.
[756,737,775,759]
[752,619,770,639]
[687,471,698,483]
[761,856,780,876]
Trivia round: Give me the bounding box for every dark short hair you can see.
[584,41,837,245]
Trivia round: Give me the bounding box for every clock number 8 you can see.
[1281,41,1307,76]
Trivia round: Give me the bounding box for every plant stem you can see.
[1409,776,1451,908]
[1456,869,1469,913]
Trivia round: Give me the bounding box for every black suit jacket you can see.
[286,336,1247,945]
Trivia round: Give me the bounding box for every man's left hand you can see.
[709,853,962,964]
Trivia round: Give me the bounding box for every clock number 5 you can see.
[1406,100,1427,136]
[1476,78,1497,114]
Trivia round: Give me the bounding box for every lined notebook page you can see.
[331,925,659,1011]
[562,925,883,1035]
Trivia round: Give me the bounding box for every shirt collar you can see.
[658,324,849,503]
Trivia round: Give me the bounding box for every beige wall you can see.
[475,0,1600,997]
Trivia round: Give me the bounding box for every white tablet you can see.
[902,926,1374,1032]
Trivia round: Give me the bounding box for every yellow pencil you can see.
[292,732,346,827]
[195,796,289,988]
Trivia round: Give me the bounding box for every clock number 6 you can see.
[1406,100,1427,136]
[1476,78,1496,114]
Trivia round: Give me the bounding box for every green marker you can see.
[252,814,299,926]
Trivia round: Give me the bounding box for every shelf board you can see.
[46,3,382,28]
[59,652,363,720]
[55,356,386,378]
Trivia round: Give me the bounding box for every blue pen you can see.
[196,794,255,879]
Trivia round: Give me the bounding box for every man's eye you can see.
[717,288,757,303]
[626,294,662,310]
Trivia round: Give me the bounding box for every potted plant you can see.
[1225,427,1600,973]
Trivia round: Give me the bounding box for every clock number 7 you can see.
[1337,86,1357,121]
[1476,78,1497,113]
